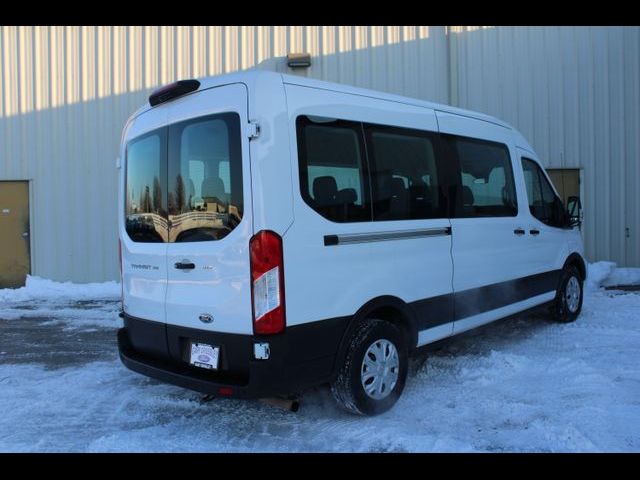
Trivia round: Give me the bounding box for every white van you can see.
[117,70,586,415]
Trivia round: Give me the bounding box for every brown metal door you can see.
[546,169,580,206]
[0,181,30,288]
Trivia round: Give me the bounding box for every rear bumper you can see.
[117,314,348,399]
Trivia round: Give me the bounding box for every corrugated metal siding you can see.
[0,26,449,282]
[0,26,638,282]
[450,26,640,267]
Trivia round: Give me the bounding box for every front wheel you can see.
[552,266,584,323]
[330,319,408,416]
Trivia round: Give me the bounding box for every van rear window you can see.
[168,113,243,242]
[125,112,243,243]
[125,131,168,243]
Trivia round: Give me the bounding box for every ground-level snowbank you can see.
[0,275,120,303]
[602,268,640,288]
[587,262,640,290]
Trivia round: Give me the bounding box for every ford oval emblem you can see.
[199,313,213,324]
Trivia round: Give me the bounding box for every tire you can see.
[552,265,584,323]
[330,319,408,416]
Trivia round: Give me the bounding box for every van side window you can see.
[167,112,243,242]
[125,130,168,243]
[443,135,518,217]
[522,158,568,228]
[296,116,371,222]
[365,125,444,220]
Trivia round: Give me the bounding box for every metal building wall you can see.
[0,26,448,282]
[0,26,637,283]
[449,26,640,267]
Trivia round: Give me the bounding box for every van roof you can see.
[128,70,533,149]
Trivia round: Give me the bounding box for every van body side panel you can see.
[164,84,254,335]
[283,84,454,338]
[247,73,294,235]
[120,107,169,325]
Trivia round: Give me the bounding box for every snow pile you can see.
[602,268,640,288]
[0,275,120,304]
[586,262,640,290]
[585,261,617,290]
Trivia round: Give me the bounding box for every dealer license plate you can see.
[189,342,219,370]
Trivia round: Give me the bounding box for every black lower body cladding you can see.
[118,314,349,398]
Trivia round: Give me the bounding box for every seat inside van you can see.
[312,176,359,222]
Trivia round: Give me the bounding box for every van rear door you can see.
[121,109,168,327]
[164,84,254,336]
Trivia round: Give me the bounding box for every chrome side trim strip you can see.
[324,227,451,246]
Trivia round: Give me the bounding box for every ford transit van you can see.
[117,71,586,415]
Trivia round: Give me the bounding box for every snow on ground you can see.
[0,266,639,452]
[603,268,640,288]
[0,276,122,328]
[0,275,120,303]
[587,261,640,289]
[586,262,618,290]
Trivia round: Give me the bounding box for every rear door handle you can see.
[174,261,196,270]
[514,228,526,236]
[530,229,540,236]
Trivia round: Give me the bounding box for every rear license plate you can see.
[189,342,219,370]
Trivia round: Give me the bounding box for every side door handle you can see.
[514,228,526,236]
[530,229,540,236]
[174,261,196,270]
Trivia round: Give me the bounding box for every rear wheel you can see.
[331,319,408,416]
[552,265,583,323]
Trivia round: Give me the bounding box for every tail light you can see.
[249,230,285,335]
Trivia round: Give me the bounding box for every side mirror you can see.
[567,196,582,229]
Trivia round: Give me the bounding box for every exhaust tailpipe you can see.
[259,397,300,412]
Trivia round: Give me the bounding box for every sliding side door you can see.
[437,112,542,334]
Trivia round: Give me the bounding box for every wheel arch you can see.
[563,252,587,281]
[332,296,418,380]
